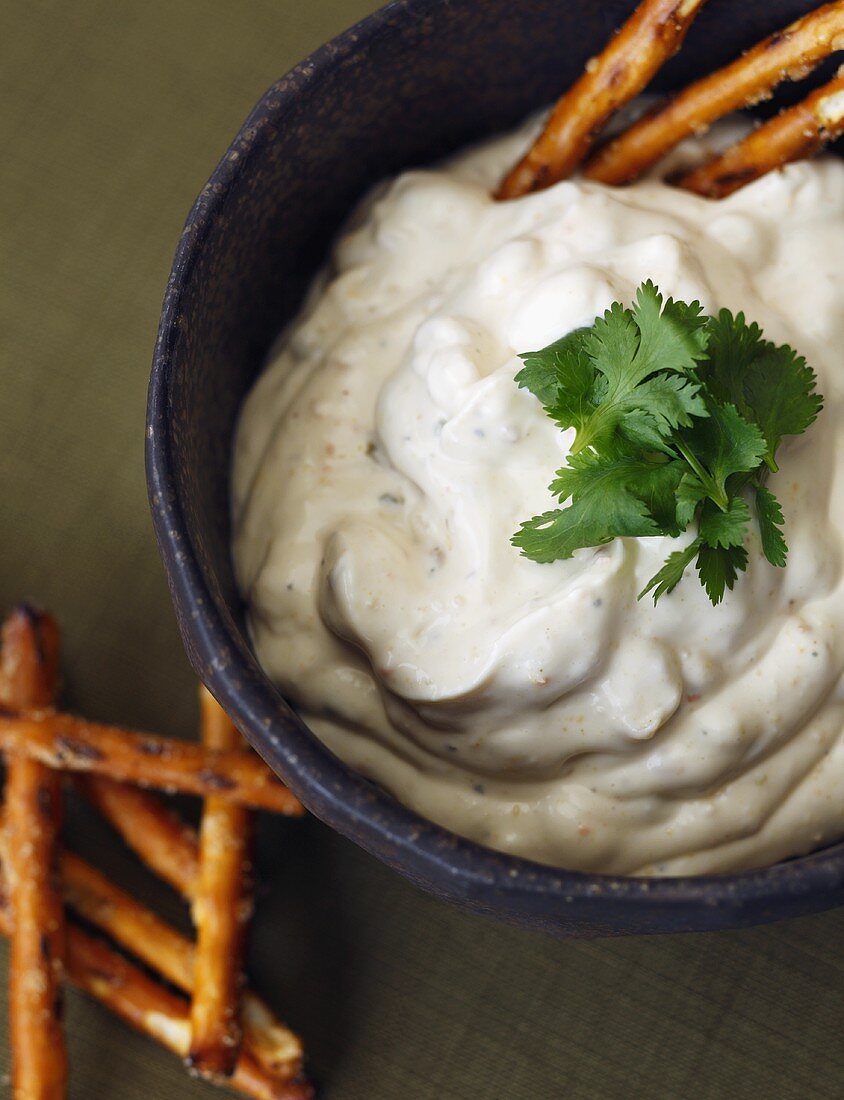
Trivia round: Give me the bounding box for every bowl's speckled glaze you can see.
[147,0,844,936]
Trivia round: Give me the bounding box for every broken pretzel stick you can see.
[584,0,844,185]
[78,775,304,1081]
[678,68,844,197]
[0,608,68,1100]
[190,687,254,1078]
[0,710,304,814]
[496,0,708,199]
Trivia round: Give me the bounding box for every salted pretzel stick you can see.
[0,608,61,707]
[70,930,312,1100]
[71,930,312,1100]
[585,0,844,184]
[53,849,305,1082]
[78,776,303,1079]
[0,892,312,1100]
[59,851,191,990]
[190,687,254,1078]
[678,69,844,197]
[60,851,303,1073]
[79,776,201,896]
[0,821,188,992]
[5,763,66,1100]
[0,608,67,1100]
[0,710,304,814]
[496,0,708,198]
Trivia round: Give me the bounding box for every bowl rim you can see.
[146,0,844,929]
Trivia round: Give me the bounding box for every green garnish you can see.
[512,281,823,605]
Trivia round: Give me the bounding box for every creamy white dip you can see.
[232,116,844,876]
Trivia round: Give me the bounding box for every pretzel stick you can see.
[0,608,61,708]
[0,711,304,814]
[0,820,190,992]
[78,776,304,1079]
[678,69,844,197]
[5,765,66,1100]
[584,0,844,184]
[0,608,68,1100]
[79,776,201,896]
[59,851,193,989]
[0,885,311,1100]
[496,0,708,199]
[73,929,314,1100]
[190,687,254,1078]
[53,849,305,1082]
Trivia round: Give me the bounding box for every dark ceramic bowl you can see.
[148,0,844,936]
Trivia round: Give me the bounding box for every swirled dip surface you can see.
[232,118,844,875]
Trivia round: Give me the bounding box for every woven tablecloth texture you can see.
[2,1,844,1097]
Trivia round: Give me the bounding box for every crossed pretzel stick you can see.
[0,607,312,1100]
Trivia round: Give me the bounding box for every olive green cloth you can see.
[2,1,843,1097]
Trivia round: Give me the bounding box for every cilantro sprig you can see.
[512,282,822,605]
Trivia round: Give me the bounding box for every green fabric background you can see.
[2,1,843,1096]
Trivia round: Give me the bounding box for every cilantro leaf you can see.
[700,308,769,411]
[675,401,766,510]
[550,451,684,535]
[511,495,658,563]
[639,539,701,602]
[572,284,707,454]
[755,486,787,568]
[675,472,707,529]
[618,373,708,453]
[743,346,823,471]
[515,328,594,412]
[512,282,822,606]
[640,498,751,602]
[632,280,709,377]
[698,497,750,549]
[695,543,748,605]
[514,283,708,459]
[701,308,823,472]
